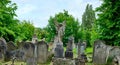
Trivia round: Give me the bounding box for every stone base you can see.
[65,51,73,59]
[75,58,85,65]
[26,58,37,65]
[53,58,75,65]
[54,44,64,58]
[81,54,88,62]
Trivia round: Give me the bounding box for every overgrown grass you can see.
[85,47,93,54]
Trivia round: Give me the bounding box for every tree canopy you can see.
[96,0,120,46]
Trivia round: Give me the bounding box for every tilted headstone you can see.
[37,41,48,63]
[93,40,108,65]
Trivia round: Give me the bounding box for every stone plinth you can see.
[53,58,75,65]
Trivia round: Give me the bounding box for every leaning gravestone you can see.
[65,36,74,59]
[37,41,48,63]
[93,40,108,65]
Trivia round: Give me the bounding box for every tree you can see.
[0,0,18,41]
[35,27,48,40]
[15,20,35,41]
[82,4,95,30]
[81,4,96,46]
[96,0,120,46]
[46,10,80,46]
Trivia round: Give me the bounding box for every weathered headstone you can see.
[77,40,87,60]
[54,44,64,58]
[22,42,36,65]
[65,36,74,59]
[93,40,108,65]
[37,41,48,63]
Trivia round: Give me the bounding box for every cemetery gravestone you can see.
[37,41,48,63]
[93,40,108,65]
[54,44,64,58]
[22,42,36,65]
[65,37,74,59]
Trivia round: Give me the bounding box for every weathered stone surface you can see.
[32,33,38,44]
[77,41,82,59]
[112,55,120,65]
[77,40,87,62]
[7,41,16,51]
[106,47,120,65]
[93,40,107,65]
[65,36,74,59]
[37,41,48,63]
[65,51,73,59]
[0,38,7,54]
[66,36,74,51]
[53,58,75,65]
[75,58,85,65]
[26,57,37,65]
[54,44,64,58]
[21,42,36,64]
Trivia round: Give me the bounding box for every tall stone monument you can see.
[54,20,66,58]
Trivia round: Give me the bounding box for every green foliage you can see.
[0,27,15,41]
[81,4,96,47]
[96,0,120,46]
[81,4,95,30]
[15,20,35,41]
[35,27,48,41]
[0,0,17,41]
[46,10,80,46]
